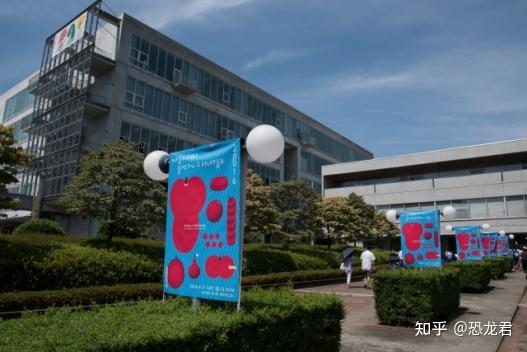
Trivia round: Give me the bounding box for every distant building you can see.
[0,1,371,235]
[323,139,527,247]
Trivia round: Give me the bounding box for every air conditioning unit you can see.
[298,131,316,148]
[222,91,230,104]
[177,111,187,126]
[172,68,197,94]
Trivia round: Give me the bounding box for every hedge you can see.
[484,257,507,279]
[448,261,491,293]
[12,219,65,236]
[373,268,460,326]
[0,266,390,314]
[0,288,344,352]
[501,256,514,272]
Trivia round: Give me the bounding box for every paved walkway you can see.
[296,271,527,352]
[499,273,527,352]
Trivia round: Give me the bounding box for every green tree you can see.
[269,180,321,243]
[0,125,31,210]
[320,197,360,249]
[62,140,166,244]
[347,192,376,242]
[244,169,281,243]
[370,211,399,247]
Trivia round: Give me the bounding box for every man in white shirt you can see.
[360,247,376,289]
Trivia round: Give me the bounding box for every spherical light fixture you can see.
[499,230,506,236]
[385,209,397,223]
[445,225,453,232]
[143,150,169,181]
[509,234,515,240]
[481,223,490,230]
[442,205,456,220]
[246,125,284,164]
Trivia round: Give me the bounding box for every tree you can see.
[320,197,360,249]
[370,211,399,248]
[347,192,376,242]
[0,125,31,210]
[269,180,321,243]
[244,169,281,243]
[62,140,166,244]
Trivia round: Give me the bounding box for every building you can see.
[322,139,527,247]
[0,1,372,235]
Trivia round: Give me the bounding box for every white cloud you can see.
[326,72,413,92]
[242,48,313,71]
[127,0,255,29]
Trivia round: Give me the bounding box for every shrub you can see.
[484,257,507,279]
[0,288,344,352]
[448,261,491,292]
[501,256,514,272]
[373,268,460,326]
[242,249,331,275]
[13,219,64,236]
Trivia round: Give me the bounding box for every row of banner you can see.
[400,210,511,268]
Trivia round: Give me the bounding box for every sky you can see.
[1,0,526,158]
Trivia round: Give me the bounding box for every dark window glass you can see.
[135,81,145,96]
[175,57,182,70]
[157,48,166,77]
[153,88,163,118]
[211,76,218,101]
[168,136,177,152]
[131,124,141,143]
[120,121,131,139]
[131,34,140,49]
[162,92,171,121]
[166,54,174,81]
[203,72,211,98]
[144,85,154,115]
[126,77,135,92]
[150,131,159,150]
[148,45,158,73]
[140,128,150,146]
[170,95,179,125]
[159,134,168,151]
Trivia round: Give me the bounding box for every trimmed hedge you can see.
[12,219,64,236]
[484,257,507,279]
[448,261,491,292]
[0,288,344,352]
[373,268,460,326]
[501,256,514,272]
[0,266,391,314]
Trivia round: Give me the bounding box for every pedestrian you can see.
[445,250,454,263]
[521,246,527,279]
[343,255,353,288]
[360,247,376,289]
[388,250,399,269]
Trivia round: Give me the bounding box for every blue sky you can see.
[1,0,526,158]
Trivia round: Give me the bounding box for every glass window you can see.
[149,131,159,150]
[420,202,435,211]
[144,85,154,116]
[404,203,420,212]
[175,57,182,70]
[166,54,174,81]
[170,95,179,125]
[506,196,526,217]
[131,124,141,143]
[148,45,158,73]
[153,88,163,118]
[162,92,171,121]
[126,77,135,91]
[487,197,505,217]
[120,121,131,140]
[135,81,145,96]
[157,48,166,77]
[203,72,211,98]
[140,128,150,146]
[159,134,168,151]
[168,136,177,152]
[469,198,487,218]
[131,34,140,49]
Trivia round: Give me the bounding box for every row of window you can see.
[2,88,34,122]
[376,195,527,219]
[124,76,254,142]
[9,114,32,145]
[247,161,280,185]
[342,161,527,187]
[128,33,367,162]
[301,150,332,176]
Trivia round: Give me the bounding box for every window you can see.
[153,88,163,118]
[487,197,505,217]
[469,198,487,218]
[506,196,526,217]
[178,111,187,127]
[452,200,469,219]
[166,54,174,81]
[148,45,158,73]
[157,48,166,77]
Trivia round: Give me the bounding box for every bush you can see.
[13,219,64,236]
[0,288,344,352]
[484,257,507,279]
[448,261,491,292]
[373,268,460,326]
[243,248,333,275]
[501,256,514,272]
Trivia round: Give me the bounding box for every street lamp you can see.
[143,150,169,181]
[509,234,515,240]
[385,209,397,223]
[499,230,506,236]
[481,223,490,230]
[442,206,456,220]
[445,225,454,232]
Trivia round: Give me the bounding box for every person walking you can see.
[360,247,376,289]
[343,255,353,288]
[388,250,400,269]
[521,246,527,279]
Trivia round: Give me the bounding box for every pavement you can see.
[295,270,527,352]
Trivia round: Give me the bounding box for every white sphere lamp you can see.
[499,230,506,236]
[442,206,456,220]
[445,225,453,232]
[385,209,397,223]
[246,125,284,164]
[143,150,169,181]
[481,223,490,231]
[509,234,515,240]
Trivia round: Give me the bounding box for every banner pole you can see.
[237,141,248,311]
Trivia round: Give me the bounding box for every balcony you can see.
[85,92,110,118]
[172,69,198,94]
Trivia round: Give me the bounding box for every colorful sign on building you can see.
[454,226,483,261]
[481,232,498,257]
[163,139,243,303]
[399,210,442,267]
[52,11,88,58]
[496,236,510,256]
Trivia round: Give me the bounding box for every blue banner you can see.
[163,139,242,302]
[399,210,441,268]
[481,232,498,257]
[496,236,510,256]
[454,226,483,261]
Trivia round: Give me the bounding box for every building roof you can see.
[323,138,527,175]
